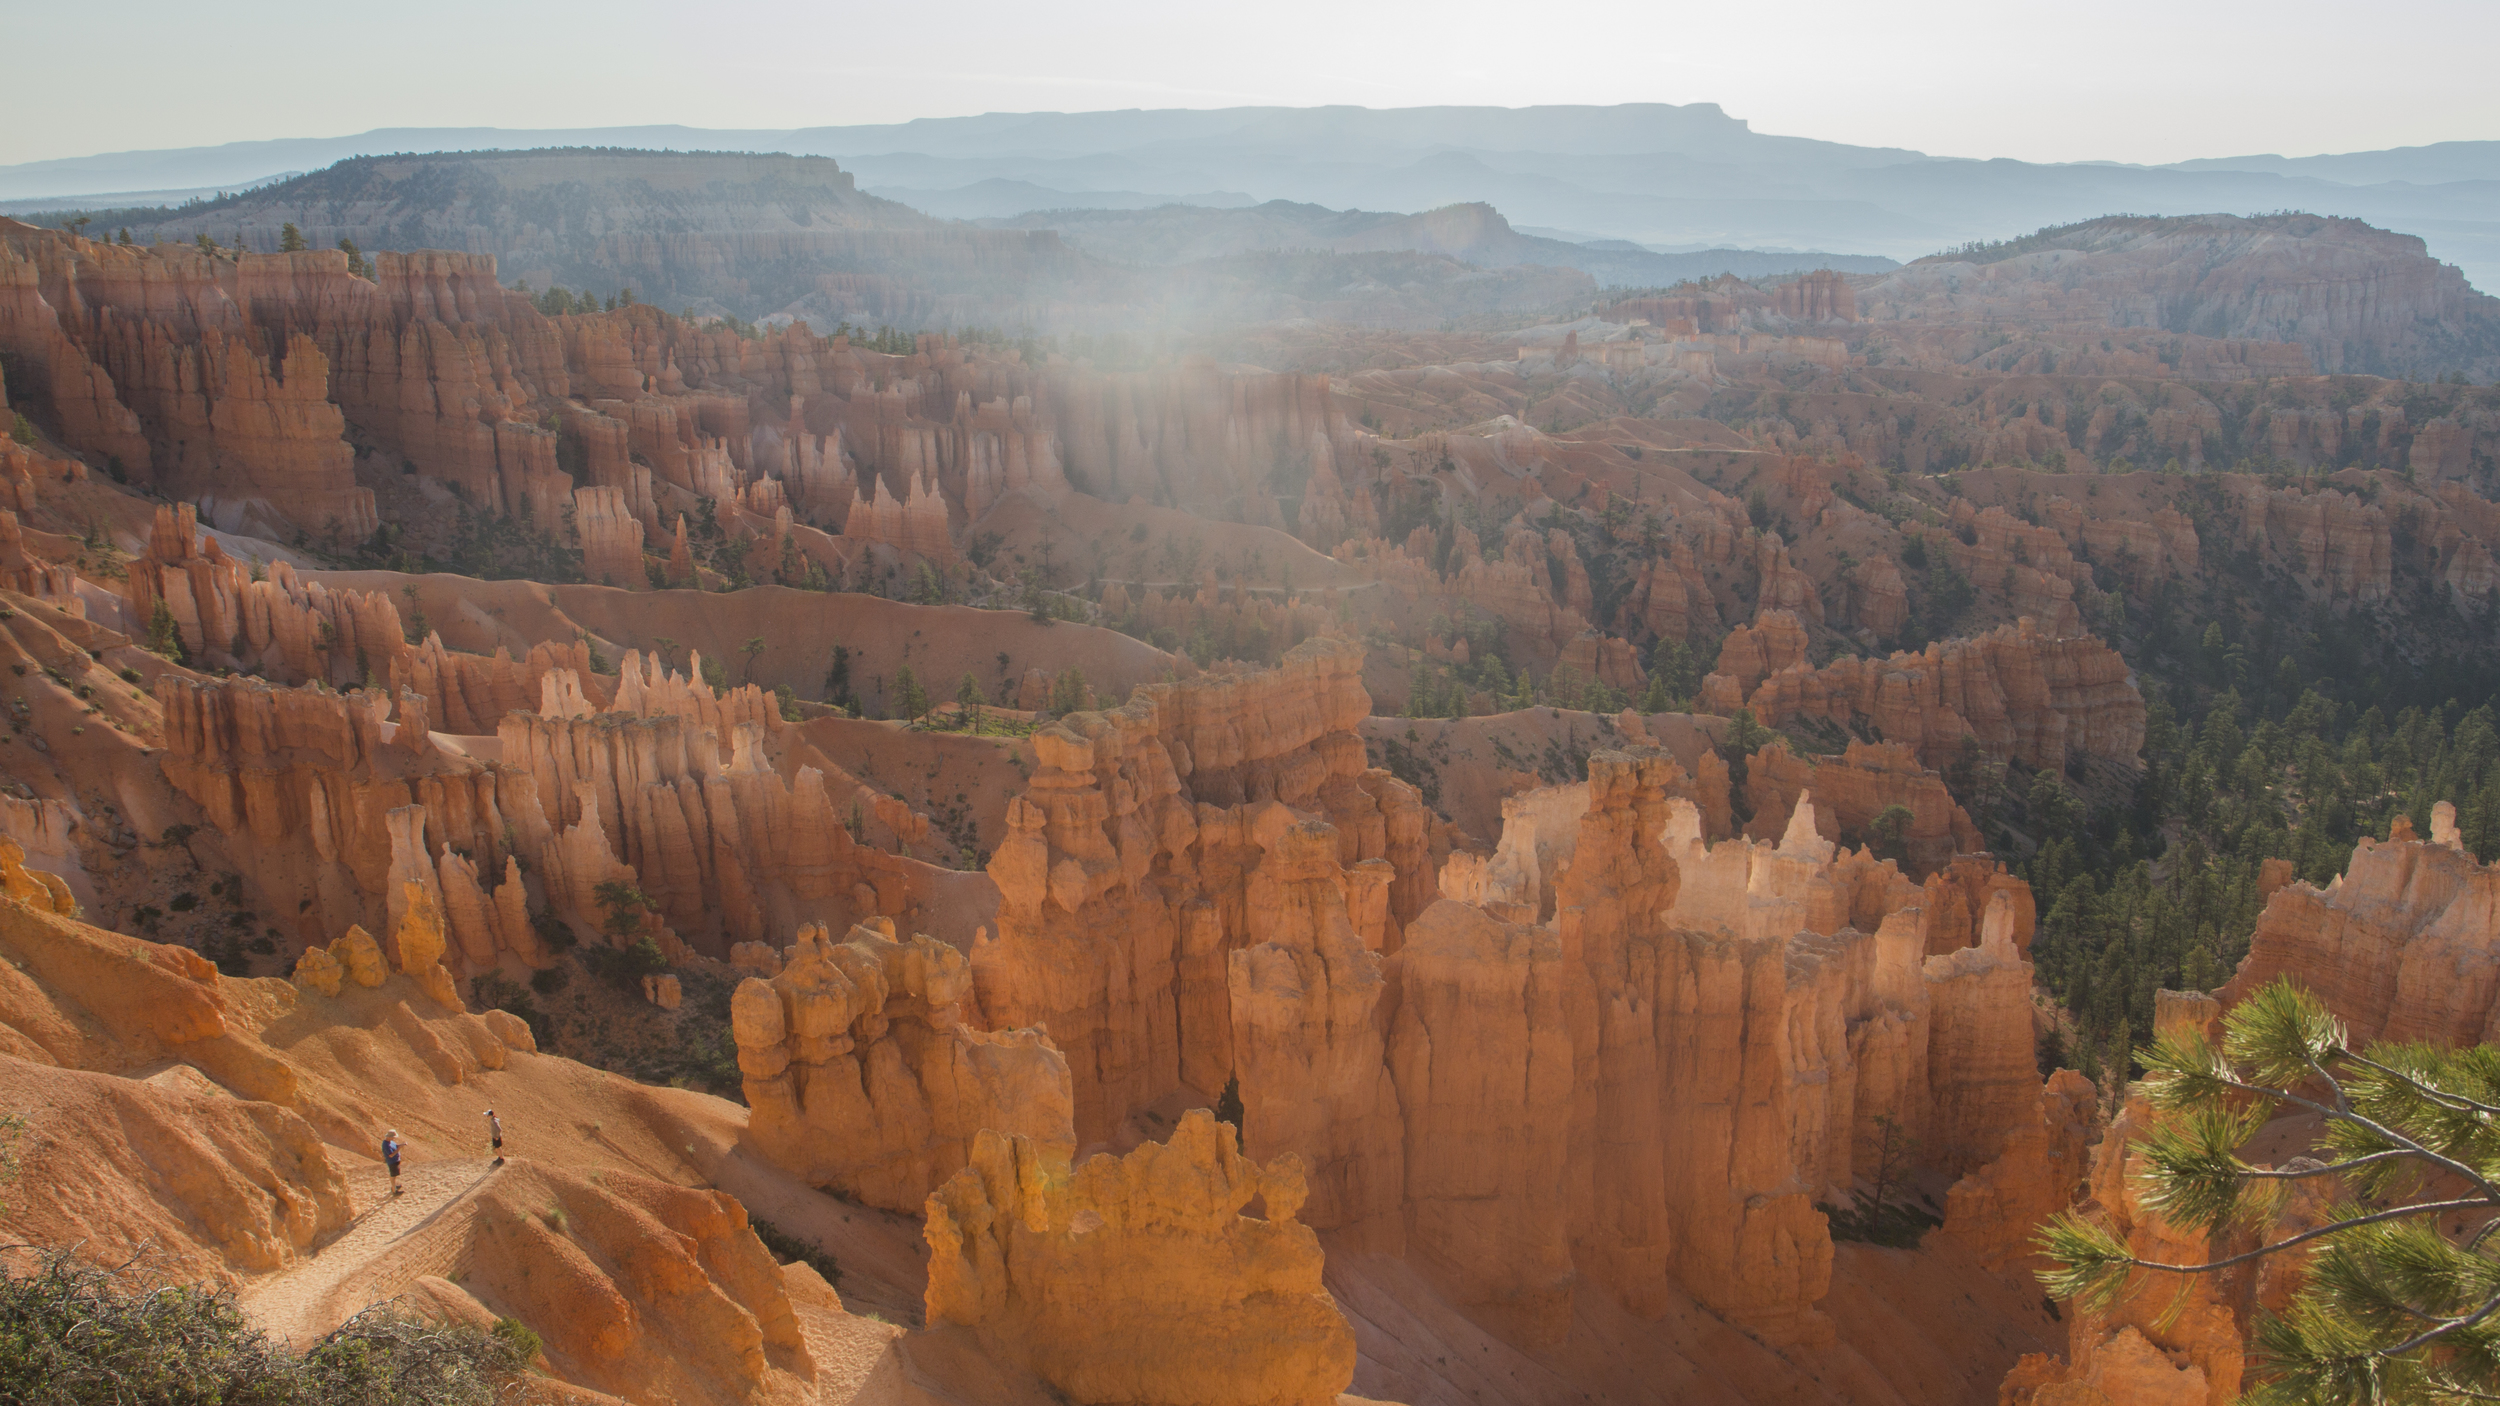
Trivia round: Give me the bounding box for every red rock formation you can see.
[1939,1068,2098,1272]
[1388,757,2055,1348]
[1699,608,1809,707]
[1702,617,2145,774]
[2040,494,2200,592]
[2217,802,2500,1044]
[665,513,695,585]
[1774,269,1859,323]
[2228,481,2392,600]
[156,639,941,965]
[1387,898,1577,1342]
[732,918,1071,1211]
[575,485,648,587]
[977,639,1430,1169]
[1752,532,1825,623]
[124,503,427,687]
[384,631,600,736]
[1845,552,1910,636]
[1744,738,1981,877]
[1226,820,1404,1245]
[154,672,520,947]
[924,1110,1357,1406]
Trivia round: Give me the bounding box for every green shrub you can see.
[488,1318,540,1363]
[0,1249,528,1404]
[528,908,576,953]
[468,973,550,1048]
[749,1218,841,1287]
[582,935,667,989]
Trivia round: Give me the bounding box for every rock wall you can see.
[1743,737,1981,878]
[975,637,1430,1169]
[1386,755,2055,1348]
[126,503,412,686]
[732,918,1071,1211]
[1700,615,2145,774]
[923,1109,1357,1406]
[156,647,939,962]
[2219,802,2500,1046]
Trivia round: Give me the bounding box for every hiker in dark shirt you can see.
[381,1130,403,1195]
[485,1109,504,1165]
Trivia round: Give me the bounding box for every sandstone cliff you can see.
[732,918,1071,1211]
[2219,802,2500,1045]
[975,637,1429,1168]
[155,645,944,962]
[1391,756,2054,1348]
[1699,615,2144,775]
[923,1110,1357,1406]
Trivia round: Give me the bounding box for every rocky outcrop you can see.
[575,485,648,587]
[157,644,939,963]
[1387,899,1577,1343]
[732,918,1071,1212]
[1940,1068,2098,1271]
[1701,617,2145,774]
[2229,482,2392,600]
[1743,738,1981,878]
[2001,992,2333,1406]
[976,638,1430,1167]
[2218,802,2500,1045]
[923,1109,1357,1406]
[460,1162,813,1406]
[126,503,413,686]
[154,671,518,948]
[2040,495,2199,591]
[1226,820,1404,1244]
[1700,608,1809,703]
[1389,757,2054,1348]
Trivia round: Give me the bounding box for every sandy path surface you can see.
[241,1158,500,1348]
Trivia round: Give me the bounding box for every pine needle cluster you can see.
[2039,978,2500,1404]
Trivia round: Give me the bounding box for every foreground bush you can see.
[0,1248,530,1405]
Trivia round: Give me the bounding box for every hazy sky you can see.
[4,0,2494,168]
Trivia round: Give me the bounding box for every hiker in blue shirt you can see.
[381,1129,403,1195]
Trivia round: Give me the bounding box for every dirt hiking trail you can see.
[242,1158,498,1348]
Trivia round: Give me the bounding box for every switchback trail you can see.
[241,1158,498,1348]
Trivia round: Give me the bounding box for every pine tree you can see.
[1048,667,1089,716]
[823,646,854,709]
[146,599,186,662]
[893,664,928,720]
[956,673,986,733]
[279,223,305,253]
[2042,980,2500,1402]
